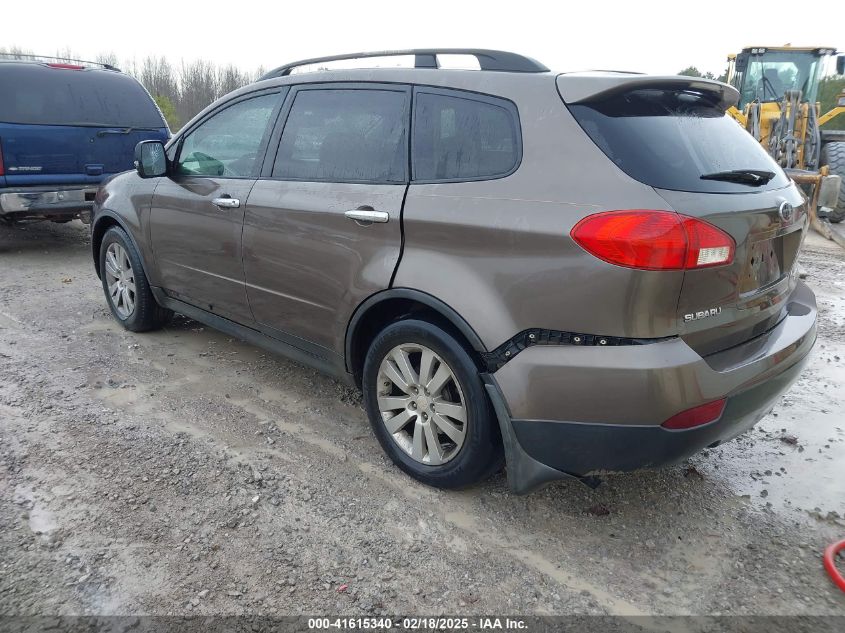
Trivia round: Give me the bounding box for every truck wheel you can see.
[821,142,845,223]
[99,226,172,332]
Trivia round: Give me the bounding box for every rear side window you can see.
[568,88,790,193]
[412,90,520,182]
[273,89,408,183]
[0,64,165,128]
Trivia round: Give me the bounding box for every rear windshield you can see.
[0,64,165,128]
[568,88,790,193]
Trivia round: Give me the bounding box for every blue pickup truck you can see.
[0,57,169,224]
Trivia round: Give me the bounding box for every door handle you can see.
[344,209,389,224]
[212,197,240,209]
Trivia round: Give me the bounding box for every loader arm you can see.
[818,105,845,128]
[727,106,747,127]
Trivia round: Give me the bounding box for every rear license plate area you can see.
[740,236,784,295]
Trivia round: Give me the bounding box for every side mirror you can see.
[837,55,845,77]
[735,52,749,73]
[134,140,167,178]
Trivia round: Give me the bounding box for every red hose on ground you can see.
[824,539,845,593]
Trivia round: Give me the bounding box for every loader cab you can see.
[729,47,836,109]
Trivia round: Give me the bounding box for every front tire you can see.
[362,319,503,489]
[99,226,172,332]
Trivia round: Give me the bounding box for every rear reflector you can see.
[47,63,85,70]
[570,210,735,270]
[662,399,726,430]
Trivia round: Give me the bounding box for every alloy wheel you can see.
[104,242,136,319]
[376,343,467,466]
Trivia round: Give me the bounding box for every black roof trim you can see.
[260,49,548,80]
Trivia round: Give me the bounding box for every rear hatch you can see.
[560,74,806,357]
[0,62,169,187]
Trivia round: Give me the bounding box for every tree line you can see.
[1,46,262,130]
[2,46,842,131]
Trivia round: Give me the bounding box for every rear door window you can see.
[0,64,165,128]
[272,88,408,183]
[412,89,520,182]
[176,93,279,178]
[568,88,790,193]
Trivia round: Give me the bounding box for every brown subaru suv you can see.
[91,49,816,493]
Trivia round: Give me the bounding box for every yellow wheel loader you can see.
[725,46,845,240]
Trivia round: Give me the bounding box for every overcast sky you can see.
[5,0,844,77]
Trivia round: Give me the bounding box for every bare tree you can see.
[54,47,79,63]
[217,64,250,96]
[95,52,120,69]
[140,56,180,104]
[0,45,35,59]
[122,57,139,78]
[178,59,220,124]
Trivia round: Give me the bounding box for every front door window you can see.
[177,94,278,178]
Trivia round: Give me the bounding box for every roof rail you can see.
[0,53,120,72]
[259,48,548,80]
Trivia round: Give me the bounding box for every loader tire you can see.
[821,142,845,223]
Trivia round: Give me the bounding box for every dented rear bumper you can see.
[486,280,817,494]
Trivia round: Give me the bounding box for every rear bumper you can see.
[488,280,817,493]
[0,186,97,219]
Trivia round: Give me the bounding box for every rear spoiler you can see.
[557,73,740,111]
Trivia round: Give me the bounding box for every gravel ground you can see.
[0,220,844,617]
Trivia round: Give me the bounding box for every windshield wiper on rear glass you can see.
[700,169,776,186]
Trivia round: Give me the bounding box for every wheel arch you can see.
[91,211,146,279]
[345,289,488,387]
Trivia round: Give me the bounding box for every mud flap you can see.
[481,374,594,495]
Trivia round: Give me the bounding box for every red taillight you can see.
[662,399,726,430]
[570,210,735,271]
[47,63,84,70]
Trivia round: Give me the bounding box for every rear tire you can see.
[821,142,845,223]
[362,319,503,489]
[99,226,172,332]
